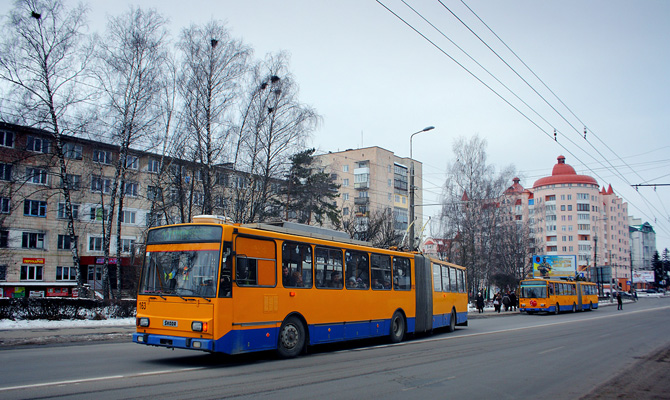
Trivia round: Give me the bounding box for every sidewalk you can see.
[0,323,135,347]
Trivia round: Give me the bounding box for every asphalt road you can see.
[0,298,668,399]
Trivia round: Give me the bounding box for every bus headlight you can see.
[192,321,207,332]
[137,317,150,327]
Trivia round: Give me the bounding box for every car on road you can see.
[636,289,663,298]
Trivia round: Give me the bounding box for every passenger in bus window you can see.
[330,272,342,288]
[291,271,304,287]
[282,266,291,286]
[372,278,384,289]
[348,277,357,288]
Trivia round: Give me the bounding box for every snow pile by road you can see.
[0,317,135,330]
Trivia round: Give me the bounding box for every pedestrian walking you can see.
[502,292,511,312]
[509,291,517,311]
[617,291,623,310]
[493,292,502,313]
[476,291,485,313]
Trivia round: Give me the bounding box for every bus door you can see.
[232,236,279,351]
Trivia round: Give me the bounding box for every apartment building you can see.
[629,217,656,271]
[0,122,271,298]
[315,147,423,239]
[529,155,631,286]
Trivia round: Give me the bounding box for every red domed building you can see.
[507,156,630,289]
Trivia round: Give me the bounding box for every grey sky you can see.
[3,0,669,249]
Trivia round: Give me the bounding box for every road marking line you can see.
[539,346,565,355]
[0,367,205,392]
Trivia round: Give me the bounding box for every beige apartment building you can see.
[0,122,269,298]
[315,147,423,241]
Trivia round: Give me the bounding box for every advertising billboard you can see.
[632,271,655,283]
[532,255,577,278]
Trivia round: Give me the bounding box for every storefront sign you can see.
[95,257,117,264]
[22,258,45,264]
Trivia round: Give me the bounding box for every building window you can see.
[91,176,111,193]
[57,234,77,250]
[26,136,50,153]
[146,212,163,227]
[0,131,14,147]
[0,197,9,214]
[0,230,8,248]
[342,178,349,187]
[125,155,139,169]
[120,210,136,224]
[343,165,348,172]
[25,167,48,185]
[122,181,138,197]
[22,232,45,249]
[56,266,77,281]
[62,174,81,190]
[0,265,6,281]
[63,143,83,159]
[21,265,43,281]
[89,236,103,251]
[147,159,160,173]
[0,163,11,181]
[57,203,79,219]
[343,207,349,216]
[147,186,162,201]
[24,200,47,217]
[93,150,113,164]
[121,238,135,253]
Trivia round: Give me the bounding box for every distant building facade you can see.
[315,147,422,238]
[502,156,632,287]
[629,217,656,271]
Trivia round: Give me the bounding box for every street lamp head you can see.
[422,126,435,132]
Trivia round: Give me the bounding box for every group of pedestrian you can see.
[475,289,517,313]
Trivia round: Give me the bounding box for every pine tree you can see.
[281,149,340,226]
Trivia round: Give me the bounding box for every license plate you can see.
[163,320,178,327]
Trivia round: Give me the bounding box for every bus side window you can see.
[549,283,554,295]
[371,254,391,290]
[393,257,411,290]
[235,236,276,287]
[219,245,232,297]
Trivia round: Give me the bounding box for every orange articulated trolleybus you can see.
[133,216,468,357]
[519,278,598,314]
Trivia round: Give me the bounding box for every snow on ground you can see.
[0,318,135,330]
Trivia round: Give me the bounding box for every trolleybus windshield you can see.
[140,249,220,298]
[520,282,547,298]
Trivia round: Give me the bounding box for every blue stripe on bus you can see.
[133,314,468,355]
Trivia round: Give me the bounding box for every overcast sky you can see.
[3,0,669,250]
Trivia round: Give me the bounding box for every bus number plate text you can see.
[163,320,178,327]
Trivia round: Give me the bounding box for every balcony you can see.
[354,197,369,205]
[354,181,369,189]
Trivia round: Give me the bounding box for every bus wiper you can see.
[202,297,211,302]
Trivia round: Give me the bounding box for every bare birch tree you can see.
[440,135,515,296]
[93,6,168,299]
[234,52,319,223]
[178,20,251,216]
[0,0,93,296]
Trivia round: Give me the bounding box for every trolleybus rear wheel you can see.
[277,316,305,358]
[447,309,457,332]
[390,311,405,343]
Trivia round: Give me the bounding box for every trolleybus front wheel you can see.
[277,316,305,358]
[390,311,405,343]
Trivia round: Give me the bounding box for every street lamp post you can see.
[409,126,434,251]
